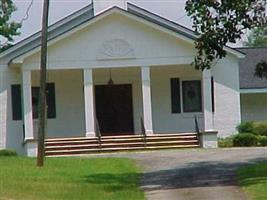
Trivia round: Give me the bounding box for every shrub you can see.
[253,121,267,136]
[218,136,234,148]
[233,133,258,147]
[0,149,17,157]
[259,136,267,146]
[236,121,255,134]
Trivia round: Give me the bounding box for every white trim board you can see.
[240,88,267,94]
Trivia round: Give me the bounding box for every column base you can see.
[86,132,96,138]
[199,131,218,148]
[145,130,153,136]
[24,139,38,157]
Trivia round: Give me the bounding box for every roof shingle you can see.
[238,47,267,89]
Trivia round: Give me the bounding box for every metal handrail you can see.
[140,117,147,146]
[95,118,101,148]
[194,115,200,138]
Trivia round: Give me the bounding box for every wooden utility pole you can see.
[37,0,50,167]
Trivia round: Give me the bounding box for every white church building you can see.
[0,1,248,156]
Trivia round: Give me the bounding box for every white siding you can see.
[212,60,241,137]
[0,67,25,154]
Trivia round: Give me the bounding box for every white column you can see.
[141,66,153,135]
[83,68,95,137]
[22,70,34,140]
[0,69,8,149]
[202,69,213,131]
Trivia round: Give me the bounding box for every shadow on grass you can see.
[240,177,267,186]
[238,160,267,187]
[139,157,267,191]
[84,173,141,192]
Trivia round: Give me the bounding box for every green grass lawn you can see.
[237,161,267,200]
[0,156,145,200]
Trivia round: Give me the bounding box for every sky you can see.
[12,0,189,42]
[11,0,244,46]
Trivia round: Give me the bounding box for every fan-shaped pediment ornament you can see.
[97,39,135,60]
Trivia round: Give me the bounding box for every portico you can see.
[19,63,214,142]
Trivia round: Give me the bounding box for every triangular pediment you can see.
[9,5,244,68]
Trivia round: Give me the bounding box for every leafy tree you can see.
[0,0,21,52]
[185,0,266,70]
[245,26,267,47]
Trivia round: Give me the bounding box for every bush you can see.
[0,149,17,157]
[218,136,234,148]
[259,136,267,146]
[253,121,267,136]
[233,133,258,147]
[236,121,255,133]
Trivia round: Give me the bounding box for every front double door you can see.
[95,84,134,136]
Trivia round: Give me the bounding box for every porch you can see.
[18,65,216,156]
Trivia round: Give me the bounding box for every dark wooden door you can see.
[95,84,134,136]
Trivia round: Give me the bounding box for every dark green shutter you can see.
[11,84,22,120]
[170,78,181,113]
[46,83,56,118]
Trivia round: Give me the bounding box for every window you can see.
[11,83,56,120]
[170,79,202,114]
[182,80,202,112]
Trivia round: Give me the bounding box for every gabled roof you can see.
[0,4,94,61]
[238,47,267,89]
[127,3,244,58]
[0,3,244,64]
[127,3,196,40]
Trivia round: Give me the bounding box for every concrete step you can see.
[46,144,200,157]
[44,133,200,157]
[45,134,197,142]
[45,135,142,142]
[45,135,198,146]
[45,133,198,142]
[45,140,199,151]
